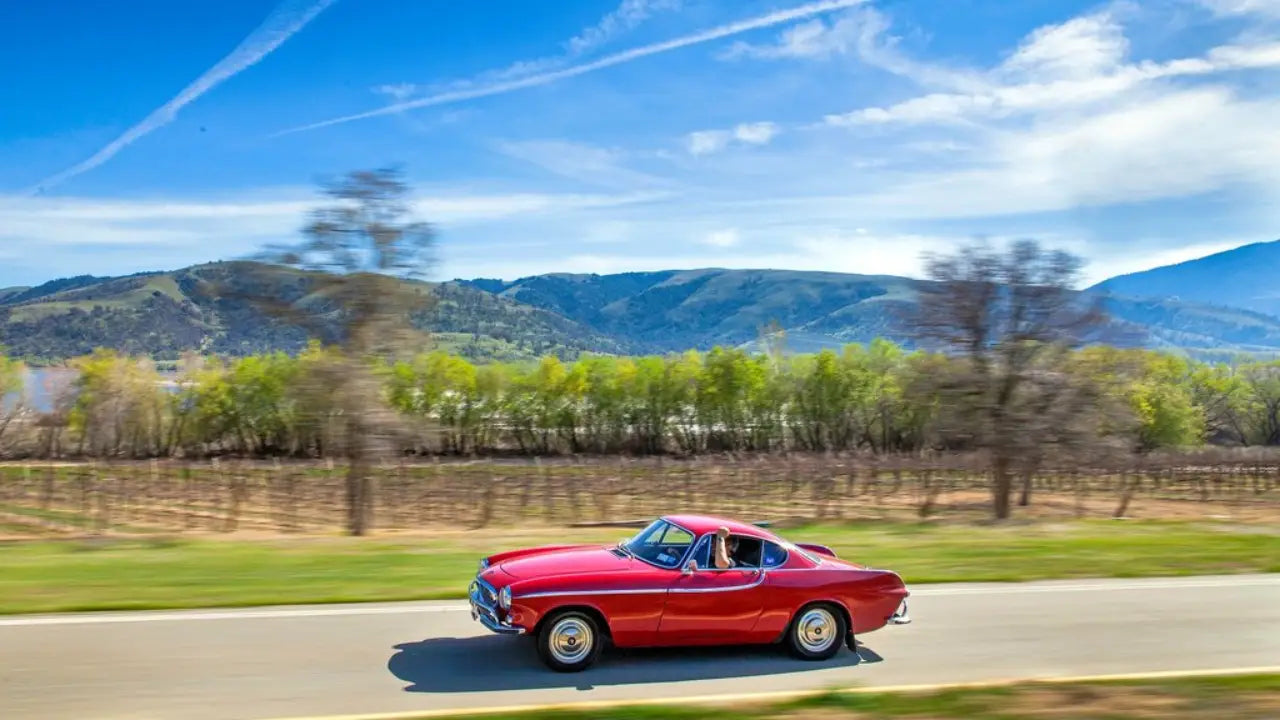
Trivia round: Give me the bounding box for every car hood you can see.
[499,546,634,579]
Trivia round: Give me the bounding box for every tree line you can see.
[4,339,1278,461]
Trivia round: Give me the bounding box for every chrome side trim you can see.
[518,572,768,599]
[669,571,767,594]
[515,587,668,600]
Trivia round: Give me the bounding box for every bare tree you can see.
[909,239,1107,519]
[238,167,437,534]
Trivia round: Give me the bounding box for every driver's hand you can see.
[716,526,729,539]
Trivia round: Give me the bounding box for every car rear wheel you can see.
[537,610,603,672]
[785,603,846,660]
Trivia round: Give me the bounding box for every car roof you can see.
[661,514,778,539]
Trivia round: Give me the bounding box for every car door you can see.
[656,535,768,643]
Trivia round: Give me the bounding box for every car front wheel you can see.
[537,610,603,672]
[785,603,846,661]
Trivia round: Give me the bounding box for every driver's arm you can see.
[713,527,732,569]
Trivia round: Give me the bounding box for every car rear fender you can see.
[794,542,837,558]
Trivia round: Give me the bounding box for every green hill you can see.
[471,269,920,352]
[7,260,1280,364]
[463,267,1280,357]
[0,262,628,364]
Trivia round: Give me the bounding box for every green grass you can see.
[795,520,1280,583]
[415,674,1280,720]
[0,520,1276,615]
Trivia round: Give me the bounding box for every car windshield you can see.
[624,519,694,569]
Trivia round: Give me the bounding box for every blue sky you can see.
[2,0,1278,288]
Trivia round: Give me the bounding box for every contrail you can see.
[27,0,338,195]
[275,0,866,136]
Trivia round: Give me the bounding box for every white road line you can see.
[0,575,1274,627]
[911,577,1280,597]
[0,604,469,627]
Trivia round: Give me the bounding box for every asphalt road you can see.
[1,575,1277,720]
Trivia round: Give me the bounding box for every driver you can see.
[713,526,738,569]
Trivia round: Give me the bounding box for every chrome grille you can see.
[476,577,497,607]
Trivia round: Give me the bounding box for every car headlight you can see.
[478,558,489,572]
[499,586,511,610]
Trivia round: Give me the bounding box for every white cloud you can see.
[451,230,964,280]
[846,88,1280,219]
[686,122,780,155]
[825,19,1280,127]
[687,130,732,156]
[703,229,741,247]
[721,7,985,91]
[790,232,961,277]
[567,0,685,55]
[409,0,686,100]
[373,83,418,101]
[279,0,868,135]
[28,0,337,194]
[1197,0,1280,18]
[0,190,664,266]
[409,191,668,222]
[719,18,846,59]
[734,121,780,144]
[1000,13,1128,80]
[497,140,669,188]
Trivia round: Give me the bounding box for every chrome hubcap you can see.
[797,608,837,653]
[548,617,593,664]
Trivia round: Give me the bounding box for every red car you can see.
[468,514,911,671]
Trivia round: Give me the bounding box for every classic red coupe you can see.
[468,514,911,671]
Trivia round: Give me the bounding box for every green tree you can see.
[789,349,855,451]
[696,347,775,451]
[1074,347,1204,451]
[1241,361,1280,446]
[0,349,24,452]
[70,349,170,457]
[1187,361,1252,445]
[1129,355,1204,451]
[506,356,569,454]
[623,354,693,454]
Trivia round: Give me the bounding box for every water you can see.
[3,367,77,413]
[7,367,185,413]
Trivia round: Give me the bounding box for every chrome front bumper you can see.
[469,577,525,635]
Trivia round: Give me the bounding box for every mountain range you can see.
[3,240,1279,364]
[1090,240,1280,318]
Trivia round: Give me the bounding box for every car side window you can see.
[661,525,693,546]
[761,541,788,568]
[689,535,711,568]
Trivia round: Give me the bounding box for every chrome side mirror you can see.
[682,559,698,575]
